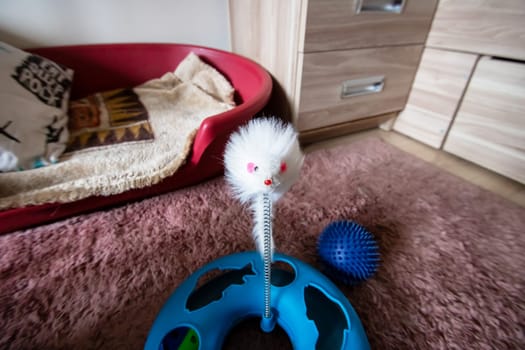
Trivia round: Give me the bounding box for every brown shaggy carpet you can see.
[1,137,524,349]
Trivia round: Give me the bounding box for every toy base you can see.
[145,252,370,350]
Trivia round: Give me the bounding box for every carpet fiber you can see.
[1,137,523,349]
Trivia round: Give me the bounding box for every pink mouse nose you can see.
[264,179,273,186]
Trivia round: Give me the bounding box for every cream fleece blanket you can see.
[0,53,235,210]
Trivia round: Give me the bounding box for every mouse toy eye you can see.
[280,162,287,173]
[247,162,258,173]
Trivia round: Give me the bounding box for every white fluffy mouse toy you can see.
[224,117,304,324]
[224,117,304,259]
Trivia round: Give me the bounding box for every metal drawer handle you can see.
[341,76,385,98]
[355,0,406,14]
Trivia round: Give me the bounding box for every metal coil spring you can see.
[262,193,272,319]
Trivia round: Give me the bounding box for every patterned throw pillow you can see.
[0,42,73,171]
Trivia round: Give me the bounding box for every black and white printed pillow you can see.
[0,42,73,171]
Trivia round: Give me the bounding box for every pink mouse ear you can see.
[247,162,256,173]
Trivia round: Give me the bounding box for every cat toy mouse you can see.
[224,117,304,329]
[224,117,304,257]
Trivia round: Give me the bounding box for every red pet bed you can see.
[0,43,272,234]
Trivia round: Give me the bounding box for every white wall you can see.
[0,0,230,50]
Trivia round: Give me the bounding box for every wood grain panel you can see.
[444,57,525,184]
[303,0,437,52]
[299,112,396,145]
[229,0,303,110]
[393,48,478,148]
[427,0,525,61]
[297,45,423,132]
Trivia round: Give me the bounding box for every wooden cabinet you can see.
[298,45,422,131]
[393,48,478,148]
[303,0,436,52]
[229,0,437,142]
[393,0,525,183]
[444,58,525,184]
[426,0,525,61]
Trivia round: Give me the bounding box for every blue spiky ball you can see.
[318,221,380,285]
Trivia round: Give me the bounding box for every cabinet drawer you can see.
[427,0,525,61]
[444,58,525,184]
[393,48,478,148]
[297,45,423,132]
[303,0,437,52]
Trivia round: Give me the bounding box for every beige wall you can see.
[0,0,230,50]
